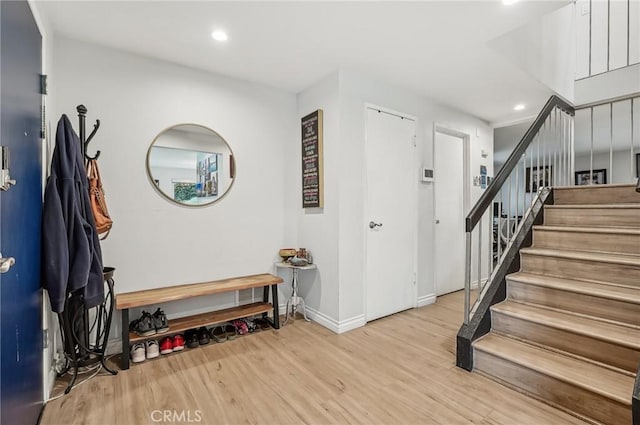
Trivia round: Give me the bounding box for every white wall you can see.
[339,70,493,321]
[574,63,640,105]
[295,70,493,327]
[49,36,493,372]
[52,36,297,351]
[488,3,575,102]
[494,119,535,169]
[292,74,341,324]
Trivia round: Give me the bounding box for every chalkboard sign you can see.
[301,109,324,208]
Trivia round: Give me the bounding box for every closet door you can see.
[365,107,417,322]
[0,1,43,424]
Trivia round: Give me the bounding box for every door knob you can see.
[0,253,15,274]
[369,221,383,229]
[436,220,440,224]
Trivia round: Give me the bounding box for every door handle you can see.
[369,221,383,229]
[0,254,15,274]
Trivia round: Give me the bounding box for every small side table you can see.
[275,262,317,324]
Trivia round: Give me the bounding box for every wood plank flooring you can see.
[41,291,587,425]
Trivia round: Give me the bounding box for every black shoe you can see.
[131,311,155,337]
[197,326,210,345]
[185,329,199,349]
[153,308,169,333]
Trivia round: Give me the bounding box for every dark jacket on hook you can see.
[42,114,104,313]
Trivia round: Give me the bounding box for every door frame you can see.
[432,124,471,298]
[363,104,418,322]
[26,0,50,403]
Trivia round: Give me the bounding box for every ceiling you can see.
[37,1,569,124]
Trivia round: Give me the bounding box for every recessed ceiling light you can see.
[211,30,228,42]
[514,104,525,111]
[503,0,519,4]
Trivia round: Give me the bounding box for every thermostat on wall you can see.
[421,168,434,183]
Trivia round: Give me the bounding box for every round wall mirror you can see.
[146,124,235,206]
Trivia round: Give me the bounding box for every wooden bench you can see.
[116,273,283,370]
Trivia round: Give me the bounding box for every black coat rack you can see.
[56,105,117,394]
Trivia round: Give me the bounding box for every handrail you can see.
[465,95,575,232]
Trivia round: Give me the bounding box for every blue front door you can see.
[0,1,44,424]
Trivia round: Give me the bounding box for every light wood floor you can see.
[41,291,588,425]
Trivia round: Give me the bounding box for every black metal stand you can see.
[57,268,118,394]
[55,105,115,393]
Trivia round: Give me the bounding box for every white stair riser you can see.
[520,253,640,287]
[492,310,640,373]
[544,208,640,228]
[533,229,640,255]
[474,349,631,425]
[507,279,640,327]
[554,186,639,205]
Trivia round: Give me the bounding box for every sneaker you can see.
[131,311,155,337]
[153,308,170,333]
[131,342,146,363]
[185,329,199,349]
[172,334,185,351]
[160,336,173,355]
[145,340,160,359]
[197,326,210,345]
[231,320,248,335]
[243,318,257,333]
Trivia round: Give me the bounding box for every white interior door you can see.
[365,108,416,322]
[434,131,466,296]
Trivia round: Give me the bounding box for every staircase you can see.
[472,184,640,425]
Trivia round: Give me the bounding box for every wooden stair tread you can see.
[474,333,634,405]
[533,225,640,235]
[545,203,640,209]
[508,272,640,304]
[554,184,637,188]
[492,300,640,349]
[521,247,640,266]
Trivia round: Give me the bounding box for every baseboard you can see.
[303,306,340,333]
[106,338,122,356]
[303,306,366,334]
[337,314,366,334]
[471,279,488,290]
[417,293,436,308]
[45,367,56,401]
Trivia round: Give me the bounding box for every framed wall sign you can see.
[301,109,324,208]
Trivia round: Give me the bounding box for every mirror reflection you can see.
[147,124,235,206]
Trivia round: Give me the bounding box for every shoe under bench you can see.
[115,273,283,370]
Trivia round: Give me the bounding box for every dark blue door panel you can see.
[1,1,43,424]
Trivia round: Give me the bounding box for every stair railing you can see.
[573,93,639,186]
[463,95,575,325]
